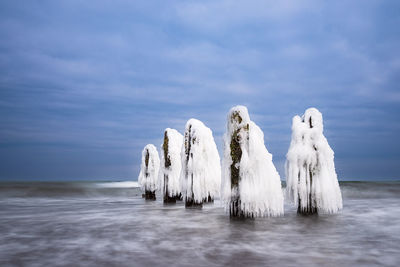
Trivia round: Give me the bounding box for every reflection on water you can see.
[0,182,399,266]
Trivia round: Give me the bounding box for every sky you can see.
[0,0,399,181]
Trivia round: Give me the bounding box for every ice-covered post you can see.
[228,108,249,216]
[221,106,284,217]
[285,108,342,215]
[138,144,160,200]
[160,128,183,203]
[180,119,221,208]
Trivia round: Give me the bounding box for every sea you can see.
[0,181,399,267]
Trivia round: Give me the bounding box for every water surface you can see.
[0,181,399,266]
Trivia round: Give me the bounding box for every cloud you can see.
[0,0,399,180]
[174,0,318,32]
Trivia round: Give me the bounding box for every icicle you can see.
[180,119,221,208]
[159,128,183,203]
[285,108,343,214]
[221,106,284,217]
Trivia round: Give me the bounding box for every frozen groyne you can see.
[221,106,284,217]
[138,144,160,200]
[180,119,221,208]
[160,128,183,203]
[285,108,342,214]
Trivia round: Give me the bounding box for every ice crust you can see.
[138,144,160,192]
[180,119,221,203]
[285,108,343,214]
[159,128,183,197]
[221,106,284,217]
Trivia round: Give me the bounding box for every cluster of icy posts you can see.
[138,106,343,217]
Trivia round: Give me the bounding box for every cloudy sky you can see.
[0,0,399,181]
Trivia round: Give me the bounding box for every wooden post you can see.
[203,195,214,203]
[297,116,318,215]
[144,148,156,200]
[297,169,318,215]
[229,110,249,217]
[162,130,178,203]
[183,125,203,208]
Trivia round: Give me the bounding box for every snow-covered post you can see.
[227,108,249,216]
[285,108,342,215]
[221,106,284,217]
[160,128,183,203]
[138,144,160,200]
[180,119,221,208]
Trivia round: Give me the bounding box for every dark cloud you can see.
[0,0,399,180]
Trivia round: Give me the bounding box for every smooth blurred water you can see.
[0,181,399,267]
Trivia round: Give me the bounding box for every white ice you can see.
[180,119,221,203]
[285,107,343,214]
[159,128,183,197]
[138,144,160,192]
[221,106,284,217]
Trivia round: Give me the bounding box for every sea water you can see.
[0,181,399,266]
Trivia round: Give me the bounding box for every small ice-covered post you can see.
[221,106,284,217]
[138,144,160,200]
[160,128,183,203]
[180,119,221,208]
[285,108,342,215]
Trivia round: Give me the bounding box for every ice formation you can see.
[221,106,284,217]
[159,128,183,203]
[138,144,160,200]
[180,119,221,207]
[285,108,342,214]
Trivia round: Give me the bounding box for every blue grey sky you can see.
[0,0,399,181]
